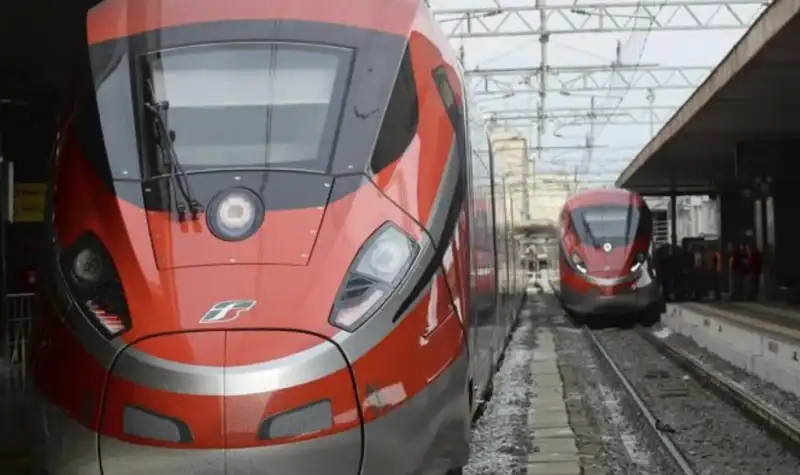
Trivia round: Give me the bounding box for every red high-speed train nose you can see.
[98,330,362,473]
[28,0,532,473]
[557,188,663,325]
[575,245,636,279]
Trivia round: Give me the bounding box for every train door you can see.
[434,65,484,405]
[482,143,500,351]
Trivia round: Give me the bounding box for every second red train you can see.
[556,188,663,327]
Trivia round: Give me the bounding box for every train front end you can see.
[558,190,661,326]
[28,0,472,474]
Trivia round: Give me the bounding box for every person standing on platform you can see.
[679,244,694,300]
[672,245,684,300]
[655,244,673,301]
[724,242,735,297]
[710,247,722,300]
[745,243,762,301]
[729,243,745,301]
[693,245,706,300]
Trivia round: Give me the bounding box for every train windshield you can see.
[83,23,413,181]
[571,204,645,247]
[138,42,352,175]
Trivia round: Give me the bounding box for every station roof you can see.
[0,1,99,99]
[616,0,800,195]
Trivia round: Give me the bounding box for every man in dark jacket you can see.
[692,245,706,300]
[745,243,762,300]
[679,244,695,300]
[729,243,745,301]
[709,248,722,300]
[655,244,673,301]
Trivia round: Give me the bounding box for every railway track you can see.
[585,325,800,475]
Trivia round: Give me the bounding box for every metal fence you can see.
[1,293,36,393]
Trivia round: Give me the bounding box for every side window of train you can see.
[432,66,466,160]
[370,46,419,175]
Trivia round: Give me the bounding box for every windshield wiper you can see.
[144,98,202,221]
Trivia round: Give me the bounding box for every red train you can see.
[557,188,662,327]
[26,0,528,473]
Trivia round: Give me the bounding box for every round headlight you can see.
[367,237,411,276]
[72,247,104,284]
[207,188,264,241]
[355,226,415,283]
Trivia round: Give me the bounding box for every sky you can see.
[429,0,766,186]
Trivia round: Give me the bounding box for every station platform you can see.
[0,365,27,475]
[663,301,800,397]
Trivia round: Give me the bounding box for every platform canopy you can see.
[0,1,102,101]
[616,0,800,195]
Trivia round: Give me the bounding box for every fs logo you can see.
[199,300,256,324]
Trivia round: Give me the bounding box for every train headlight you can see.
[207,188,264,241]
[570,253,587,273]
[630,251,647,273]
[330,223,419,332]
[72,247,106,285]
[60,233,132,339]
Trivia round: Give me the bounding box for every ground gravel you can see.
[463,299,537,474]
[547,299,677,475]
[657,325,800,428]
[597,328,800,475]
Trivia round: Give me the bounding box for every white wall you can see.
[679,196,719,240]
[490,128,576,229]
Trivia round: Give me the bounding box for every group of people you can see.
[654,241,762,302]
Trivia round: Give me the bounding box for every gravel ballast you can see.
[596,328,800,475]
[464,300,537,474]
[657,325,800,427]
[546,297,677,475]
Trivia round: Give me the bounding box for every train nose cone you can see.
[580,245,632,278]
[98,331,362,474]
[145,173,333,270]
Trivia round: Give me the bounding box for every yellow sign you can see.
[13,183,46,223]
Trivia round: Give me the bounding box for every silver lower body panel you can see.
[28,350,470,475]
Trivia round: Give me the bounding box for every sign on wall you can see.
[13,183,46,222]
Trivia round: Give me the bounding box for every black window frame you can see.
[369,45,419,175]
[569,203,651,246]
[76,20,412,190]
[134,41,355,178]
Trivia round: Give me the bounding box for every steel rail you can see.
[584,328,697,475]
[637,327,800,451]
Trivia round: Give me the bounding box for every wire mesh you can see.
[1,293,36,394]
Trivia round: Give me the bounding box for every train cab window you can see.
[570,204,647,247]
[77,51,140,182]
[432,66,463,133]
[137,42,353,176]
[433,68,456,108]
[370,46,419,174]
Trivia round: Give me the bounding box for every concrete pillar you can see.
[764,142,800,298]
[734,140,800,300]
[669,191,677,247]
[718,184,755,296]
[719,186,755,248]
